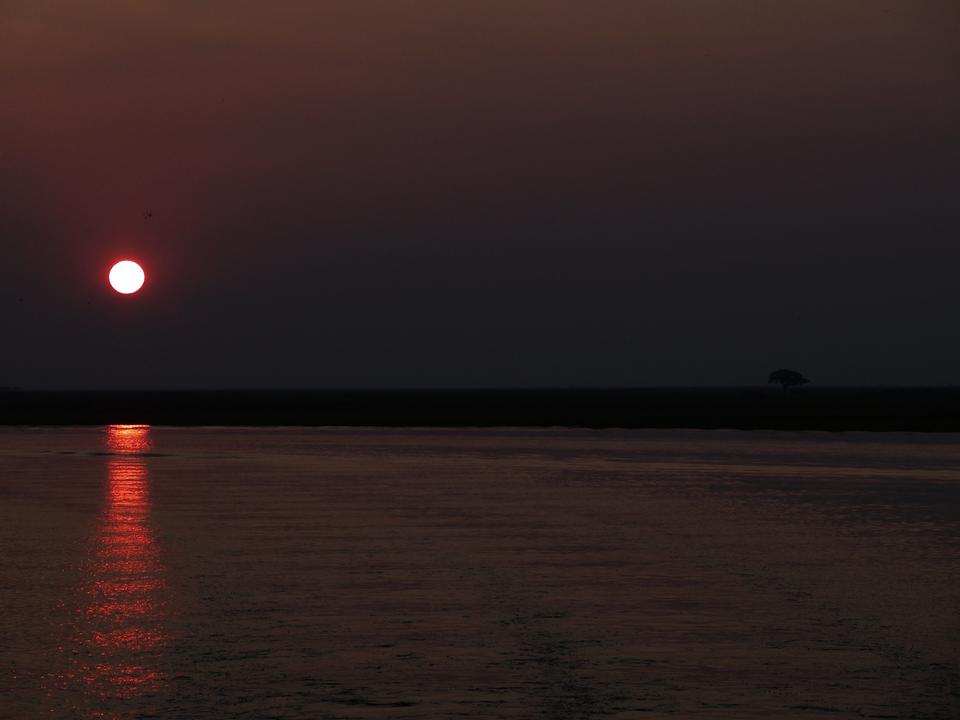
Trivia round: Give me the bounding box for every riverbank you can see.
[1,387,959,430]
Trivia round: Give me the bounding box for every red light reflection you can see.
[105,424,152,454]
[58,425,170,712]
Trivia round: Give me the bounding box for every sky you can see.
[1,1,958,388]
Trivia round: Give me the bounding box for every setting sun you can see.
[109,260,145,295]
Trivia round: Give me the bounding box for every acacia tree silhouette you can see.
[768,369,810,391]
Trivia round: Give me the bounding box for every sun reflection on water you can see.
[56,425,170,714]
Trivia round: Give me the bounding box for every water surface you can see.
[1,427,958,718]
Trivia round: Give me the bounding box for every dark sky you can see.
[2,1,958,388]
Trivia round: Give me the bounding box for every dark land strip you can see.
[2,388,960,431]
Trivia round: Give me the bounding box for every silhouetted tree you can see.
[768,369,809,391]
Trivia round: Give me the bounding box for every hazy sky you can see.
[2,1,958,388]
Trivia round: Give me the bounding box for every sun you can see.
[109,260,146,295]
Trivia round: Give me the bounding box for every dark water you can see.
[1,427,959,719]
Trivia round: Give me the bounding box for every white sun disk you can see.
[109,260,145,294]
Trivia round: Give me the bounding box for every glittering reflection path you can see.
[61,425,170,715]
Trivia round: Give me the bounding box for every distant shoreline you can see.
[2,388,960,431]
